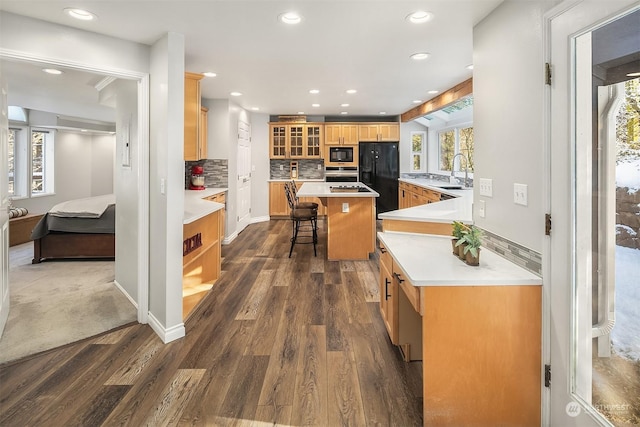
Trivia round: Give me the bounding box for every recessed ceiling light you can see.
[428,90,439,94]
[379,111,387,115]
[627,71,640,77]
[43,68,63,75]
[279,12,302,24]
[81,129,88,132]
[413,100,422,104]
[311,103,320,108]
[230,91,242,97]
[340,103,350,107]
[64,8,97,21]
[341,112,348,115]
[466,64,474,70]
[346,89,357,94]
[203,72,217,77]
[406,11,433,24]
[309,89,320,94]
[251,107,260,111]
[410,52,430,61]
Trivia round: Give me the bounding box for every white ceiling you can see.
[0,1,503,119]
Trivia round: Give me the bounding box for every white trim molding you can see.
[148,312,185,344]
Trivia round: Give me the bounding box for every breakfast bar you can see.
[297,181,379,260]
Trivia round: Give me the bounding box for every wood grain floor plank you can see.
[324,260,342,285]
[104,333,164,385]
[235,269,275,320]
[142,368,206,427]
[357,269,380,303]
[327,351,367,427]
[291,325,328,427]
[342,271,373,324]
[325,284,352,353]
[247,286,288,356]
[91,324,136,344]
[219,355,270,422]
[64,385,131,426]
[252,404,292,426]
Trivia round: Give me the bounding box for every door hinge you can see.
[544,364,551,387]
[545,63,552,85]
[545,213,552,236]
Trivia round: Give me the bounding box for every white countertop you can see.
[269,178,325,182]
[297,181,379,198]
[184,188,227,224]
[378,178,473,224]
[378,232,541,286]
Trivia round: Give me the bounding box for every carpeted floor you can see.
[0,242,137,364]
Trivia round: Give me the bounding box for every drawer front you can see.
[379,242,393,274]
[393,266,420,314]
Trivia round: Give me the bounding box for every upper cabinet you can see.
[325,123,359,145]
[184,72,206,161]
[269,123,324,159]
[358,123,400,142]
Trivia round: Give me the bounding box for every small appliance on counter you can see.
[189,165,206,190]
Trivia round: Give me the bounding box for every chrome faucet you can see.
[451,152,469,188]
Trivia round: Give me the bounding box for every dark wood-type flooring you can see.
[0,219,423,426]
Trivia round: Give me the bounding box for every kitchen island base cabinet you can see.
[326,197,375,260]
[182,209,221,319]
[422,285,541,426]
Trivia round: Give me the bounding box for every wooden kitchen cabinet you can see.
[358,123,400,142]
[184,72,205,161]
[398,182,441,208]
[379,242,398,344]
[269,181,326,217]
[269,123,324,159]
[204,192,226,241]
[324,123,359,145]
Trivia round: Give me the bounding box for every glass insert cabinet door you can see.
[549,2,639,426]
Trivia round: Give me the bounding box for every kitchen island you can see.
[297,181,379,260]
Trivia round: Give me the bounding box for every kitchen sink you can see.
[436,185,463,190]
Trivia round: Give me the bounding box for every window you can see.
[7,127,55,198]
[411,131,426,171]
[438,126,474,174]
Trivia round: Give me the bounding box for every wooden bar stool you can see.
[284,182,318,257]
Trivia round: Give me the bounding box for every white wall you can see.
[472,0,552,252]
[250,112,270,220]
[11,130,114,214]
[148,33,185,338]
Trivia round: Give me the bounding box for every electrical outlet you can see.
[479,178,493,197]
[514,183,528,206]
[317,164,322,170]
[342,202,349,213]
[279,165,284,171]
[478,200,486,218]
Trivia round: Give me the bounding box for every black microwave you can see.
[329,146,354,163]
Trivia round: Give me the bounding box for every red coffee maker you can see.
[189,165,205,190]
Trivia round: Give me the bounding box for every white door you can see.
[0,75,10,337]
[236,120,251,234]
[547,1,639,425]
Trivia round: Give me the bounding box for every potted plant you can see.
[456,225,484,266]
[451,221,466,255]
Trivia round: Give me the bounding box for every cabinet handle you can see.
[393,272,405,283]
[380,247,387,253]
[385,278,391,300]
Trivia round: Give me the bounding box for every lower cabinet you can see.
[182,208,221,319]
[204,192,226,241]
[398,182,442,209]
[269,181,326,217]
[379,243,397,344]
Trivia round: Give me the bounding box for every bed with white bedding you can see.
[30,194,116,263]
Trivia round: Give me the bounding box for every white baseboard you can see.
[147,312,185,344]
[223,231,237,245]
[250,215,270,224]
[114,279,139,310]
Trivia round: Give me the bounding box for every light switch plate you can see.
[479,178,493,197]
[478,200,486,218]
[514,183,528,206]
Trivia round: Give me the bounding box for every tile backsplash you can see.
[270,159,324,180]
[401,172,474,187]
[480,229,542,276]
[185,159,229,188]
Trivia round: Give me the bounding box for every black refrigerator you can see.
[359,142,399,214]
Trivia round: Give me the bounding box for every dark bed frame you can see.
[32,232,115,264]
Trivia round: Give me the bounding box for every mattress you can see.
[31,204,116,240]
